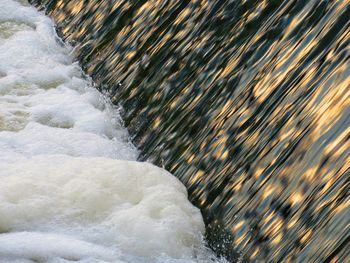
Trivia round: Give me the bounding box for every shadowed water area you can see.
[29,0,349,262]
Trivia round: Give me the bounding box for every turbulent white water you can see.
[0,1,223,262]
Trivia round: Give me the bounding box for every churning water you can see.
[0,1,225,262]
[2,0,350,262]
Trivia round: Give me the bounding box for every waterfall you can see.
[22,0,350,261]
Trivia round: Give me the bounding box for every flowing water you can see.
[0,1,226,262]
[2,0,350,262]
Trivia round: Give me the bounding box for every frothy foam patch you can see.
[0,232,123,263]
[0,0,137,160]
[0,1,224,262]
[0,157,205,262]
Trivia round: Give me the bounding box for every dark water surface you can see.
[30,0,349,262]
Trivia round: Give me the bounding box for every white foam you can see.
[0,232,123,263]
[0,157,205,262]
[0,1,223,262]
